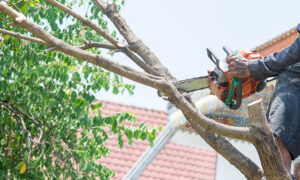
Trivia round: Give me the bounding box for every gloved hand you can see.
[226,55,251,78]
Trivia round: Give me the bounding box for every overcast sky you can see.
[95,0,300,110]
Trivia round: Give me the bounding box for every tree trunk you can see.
[248,100,291,180]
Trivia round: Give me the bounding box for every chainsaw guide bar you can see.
[158,75,209,97]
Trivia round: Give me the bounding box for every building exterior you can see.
[98,101,217,180]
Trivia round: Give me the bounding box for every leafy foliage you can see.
[0,0,159,179]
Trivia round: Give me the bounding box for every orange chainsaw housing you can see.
[208,50,262,102]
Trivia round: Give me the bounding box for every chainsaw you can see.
[159,46,266,109]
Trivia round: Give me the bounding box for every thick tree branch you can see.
[191,121,264,180]
[248,100,291,180]
[0,28,48,45]
[92,0,175,79]
[120,48,161,76]
[77,40,160,75]
[164,83,253,140]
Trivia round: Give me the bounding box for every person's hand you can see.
[226,55,250,78]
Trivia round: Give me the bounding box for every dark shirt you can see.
[248,24,300,80]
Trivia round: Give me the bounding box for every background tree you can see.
[0,0,293,179]
[0,1,159,179]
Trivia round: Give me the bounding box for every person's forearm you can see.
[248,36,300,81]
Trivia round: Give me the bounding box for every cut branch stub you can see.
[248,99,270,130]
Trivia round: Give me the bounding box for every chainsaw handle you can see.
[225,77,243,110]
[230,78,243,109]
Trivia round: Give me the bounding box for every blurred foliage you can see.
[0,0,160,179]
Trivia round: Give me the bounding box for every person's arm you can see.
[226,24,300,80]
[248,34,300,80]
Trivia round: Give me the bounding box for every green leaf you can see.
[118,133,123,149]
[139,123,146,130]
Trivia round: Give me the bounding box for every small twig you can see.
[7,22,17,26]
[77,40,117,50]
[45,0,119,46]
[45,45,59,53]
[77,40,160,75]
[2,0,21,12]
[4,103,33,163]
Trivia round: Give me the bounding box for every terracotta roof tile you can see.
[97,100,217,180]
[255,26,297,52]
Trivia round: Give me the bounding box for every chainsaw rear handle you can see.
[227,78,243,110]
[223,46,243,109]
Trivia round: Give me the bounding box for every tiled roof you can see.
[96,100,217,180]
[255,26,298,53]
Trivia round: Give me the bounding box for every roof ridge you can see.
[167,142,215,152]
[149,159,216,172]
[255,25,297,51]
[142,165,215,178]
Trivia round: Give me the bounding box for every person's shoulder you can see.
[297,23,300,34]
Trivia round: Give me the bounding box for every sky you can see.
[95,0,300,110]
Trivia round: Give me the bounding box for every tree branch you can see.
[0,25,159,76]
[164,83,253,140]
[0,28,48,45]
[77,40,117,50]
[0,101,44,128]
[45,0,161,76]
[45,0,119,46]
[0,101,33,163]
[92,0,175,79]
[77,40,160,75]
[191,121,264,180]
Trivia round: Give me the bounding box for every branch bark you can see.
[77,40,117,50]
